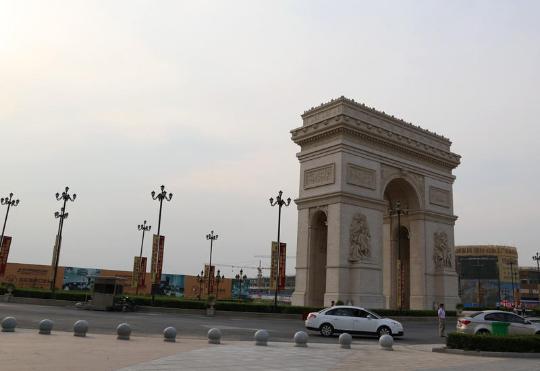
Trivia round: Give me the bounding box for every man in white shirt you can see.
[437,303,446,337]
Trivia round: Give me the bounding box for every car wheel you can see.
[377,326,392,338]
[476,329,490,335]
[319,323,334,337]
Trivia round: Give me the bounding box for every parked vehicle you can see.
[456,310,540,335]
[305,306,404,338]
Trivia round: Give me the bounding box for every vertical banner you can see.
[139,257,147,287]
[132,256,141,288]
[132,256,148,288]
[204,264,215,295]
[270,242,286,290]
[151,235,165,284]
[0,236,12,276]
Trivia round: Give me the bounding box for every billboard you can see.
[270,242,286,290]
[151,234,164,284]
[0,236,12,276]
[0,263,62,290]
[63,266,101,291]
[157,274,184,297]
[232,278,250,299]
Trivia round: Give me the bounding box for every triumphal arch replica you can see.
[290,97,461,310]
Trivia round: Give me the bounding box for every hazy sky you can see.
[1,1,539,278]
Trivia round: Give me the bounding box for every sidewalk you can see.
[1,329,537,371]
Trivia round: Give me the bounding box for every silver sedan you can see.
[456,310,540,335]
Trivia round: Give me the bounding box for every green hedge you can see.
[2,286,458,316]
[447,333,540,353]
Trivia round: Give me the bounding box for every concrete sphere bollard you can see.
[207,328,222,344]
[163,327,177,342]
[116,323,131,340]
[339,333,352,349]
[254,329,269,346]
[379,334,393,351]
[73,320,89,337]
[294,331,308,347]
[1,316,16,332]
[39,319,54,335]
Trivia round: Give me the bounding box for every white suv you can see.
[305,306,404,337]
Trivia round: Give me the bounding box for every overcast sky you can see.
[1,1,539,278]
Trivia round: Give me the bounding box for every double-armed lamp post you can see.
[206,230,218,297]
[269,190,291,310]
[150,185,172,302]
[389,201,407,311]
[151,185,173,238]
[235,269,247,300]
[136,220,151,295]
[0,192,20,249]
[50,187,76,293]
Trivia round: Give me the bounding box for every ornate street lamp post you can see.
[206,230,218,298]
[215,270,224,300]
[50,187,76,293]
[196,270,204,300]
[151,185,173,238]
[0,193,20,249]
[534,252,540,302]
[389,201,407,311]
[235,269,247,301]
[150,185,172,303]
[533,252,540,271]
[269,190,291,311]
[136,220,151,295]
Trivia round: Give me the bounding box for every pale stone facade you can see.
[290,97,461,310]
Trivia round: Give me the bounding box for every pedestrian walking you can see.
[437,303,446,337]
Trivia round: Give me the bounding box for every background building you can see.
[519,266,540,308]
[455,245,519,308]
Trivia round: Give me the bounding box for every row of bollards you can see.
[2,316,393,350]
[0,316,176,342]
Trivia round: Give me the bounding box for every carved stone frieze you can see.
[347,164,376,190]
[429,186,450,208]
[433,231,452,269]
[304,164,335,189]
[348,213,371,262]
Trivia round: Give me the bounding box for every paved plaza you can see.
[0,329,538,371]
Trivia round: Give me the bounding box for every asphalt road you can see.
[0,302,449,345]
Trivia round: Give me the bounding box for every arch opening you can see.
[307,210,328,307]
[383,178,420,310]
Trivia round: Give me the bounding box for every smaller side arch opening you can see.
[307,210,328,307]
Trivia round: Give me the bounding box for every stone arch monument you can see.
[290,97,460,310]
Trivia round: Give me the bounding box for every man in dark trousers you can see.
[437,303,446,337]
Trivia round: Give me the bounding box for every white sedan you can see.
[305,306,404,337]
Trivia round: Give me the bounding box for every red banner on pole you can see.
[151,235,165,284]
[204,264,215,295]
[270,241,286,290]
[0,236,12,277]
[132,256,148,288]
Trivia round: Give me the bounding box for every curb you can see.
[432,346,540,359]
[138,306,302,320]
